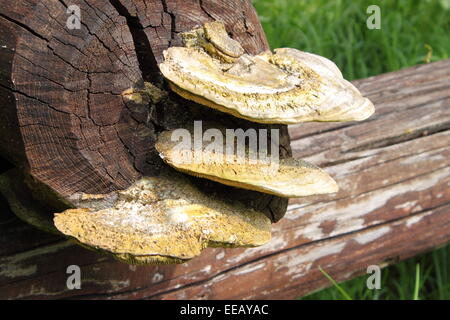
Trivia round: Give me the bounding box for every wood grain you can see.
[0,58,449,299]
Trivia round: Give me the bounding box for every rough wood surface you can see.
[0,58,449,299]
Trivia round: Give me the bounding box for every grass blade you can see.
[318,266,353,300]
[413,264,420,300]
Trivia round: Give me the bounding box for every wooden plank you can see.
[0,59,449,300]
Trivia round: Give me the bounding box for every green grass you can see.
[253,0,450,300]
[254,0,450,80]
[302,247,449,300]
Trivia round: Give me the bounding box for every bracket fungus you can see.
[155,126,338,198]
[159,21,375,124]
[54,170,271,264]
[51,21,374,265]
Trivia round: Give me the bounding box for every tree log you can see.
[0,0,291,226]
[0,57,448,299]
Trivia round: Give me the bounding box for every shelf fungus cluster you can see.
[54,21,374,264]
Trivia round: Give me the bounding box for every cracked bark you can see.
[0,0,290,224]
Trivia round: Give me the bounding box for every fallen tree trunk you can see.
[0,0,449,299]
[0,58,449,299]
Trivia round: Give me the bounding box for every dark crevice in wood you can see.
[318,128,449,170]
[290,91,450,148]
[199,0,215,21]
[109,0,162,85]
[344,121,450,153]
[0,2,446,299]
[336,139,450,180]
[0,156,14,174]
[320,154,372,169]
[57,0,133,69]
[0,13,48,43]
[0,83,70,116]
[289,122,355,141]
[288,163,450,222]
[160,0,177,47]
[16,65,78,93]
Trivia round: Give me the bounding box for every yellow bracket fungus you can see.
[155,126,338,198]
[159,21,375,124]
[54,170,271,264]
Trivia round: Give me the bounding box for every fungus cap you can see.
[155,127,338,198]
[159,22,375,124]
[54,171,271,264]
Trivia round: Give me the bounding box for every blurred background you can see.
[253,0,450,299]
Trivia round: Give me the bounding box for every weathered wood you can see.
[0,59,449,299]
